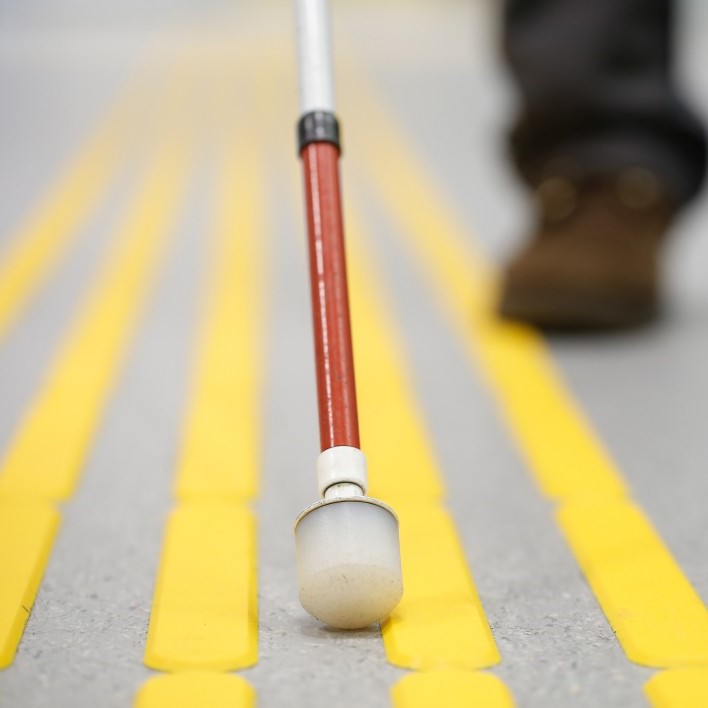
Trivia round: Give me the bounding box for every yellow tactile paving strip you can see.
[558,500,708,666]
[175,144,265,502]
[135,671,255,708]
[143,503,257,671]
[0,79,195,501]
[385,502,500,671]
[139,124,263,699]
[344,215,509,700]
[644,668,708,707]
[391,669,514,708]
[0,73,151,344]
[347,76,708,702]
[347,227,444,504]
[0,70,195,670]
[0,501,60,668]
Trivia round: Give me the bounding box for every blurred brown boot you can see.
[498,170,675,330]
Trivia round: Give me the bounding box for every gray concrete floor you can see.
[1,1,708,706]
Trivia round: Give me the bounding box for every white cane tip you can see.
[294,497,403,629]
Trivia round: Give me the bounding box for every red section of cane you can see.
[301,141,360,452]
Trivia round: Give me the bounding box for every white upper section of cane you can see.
[295,0,335,114]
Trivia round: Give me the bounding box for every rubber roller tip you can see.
[294,497,403,629]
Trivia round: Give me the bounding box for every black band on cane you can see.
[297,111,341,153]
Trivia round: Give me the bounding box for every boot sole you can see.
[498,290,659,331]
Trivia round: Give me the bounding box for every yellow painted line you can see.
[346,79,708,667]
[346,216,444,502]
[385,502,500,670]
[0,500,60,668]
[134,671,255,708]
[0,110,193,501]
[557,500,708,666]
[175,143,265,501]
[392,669,515,707]
[0,69,156,344]
[143,503,257,671]
[644,668,708,707]
[343,214,499,670]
